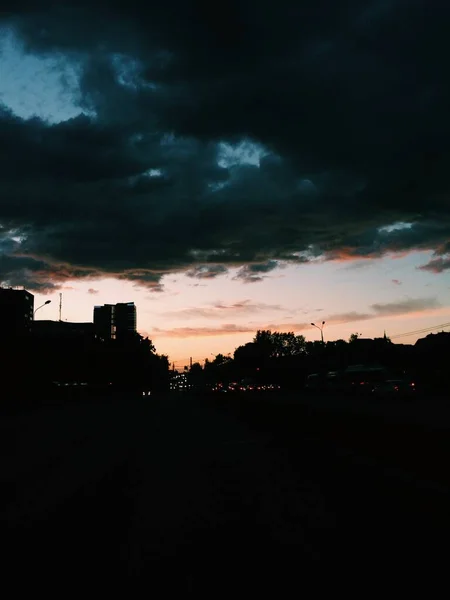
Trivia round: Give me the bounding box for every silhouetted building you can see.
[0,287,34,337]
[93,304,115,341]
[415,331,450,351]
[32,320,96,341]
[114,302,137,341]
[94,302,137,342]
[352,337,373,347]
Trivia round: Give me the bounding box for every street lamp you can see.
[34,299,51,318]
[311,321,326,343]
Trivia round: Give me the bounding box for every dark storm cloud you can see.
[185,265,228,280]
[234,260,280,283]
[419,256,450,273]
[0,251,96,292]
[1,1,450,290]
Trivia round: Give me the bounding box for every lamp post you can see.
[311,321,326,343]
[34,299,51,319]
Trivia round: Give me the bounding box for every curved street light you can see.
[34,299,51,318]
[311,320,326,343]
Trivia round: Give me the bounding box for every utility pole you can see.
[190,356,193,369]
[59,293,62,321]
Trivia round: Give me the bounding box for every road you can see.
[2,393,449,591]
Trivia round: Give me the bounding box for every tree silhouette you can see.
[234,342,263,367]
[188,361,203,387]
[253,330,307,358]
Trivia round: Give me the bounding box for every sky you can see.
[1,1,449,368]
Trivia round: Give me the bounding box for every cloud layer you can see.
[162,299,285,319]
[152,296,441,337]
[1,1,450,290]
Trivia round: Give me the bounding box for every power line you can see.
[391,321,450,339]
[392,324,449,339]
[392,322,450,338]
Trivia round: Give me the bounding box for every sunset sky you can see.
[1,2,449,368]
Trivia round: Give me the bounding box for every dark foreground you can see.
[2,392,450,591]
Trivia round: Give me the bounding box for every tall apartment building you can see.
[93,302,136,342]
[0,287,34,337]
[93,304,115,341]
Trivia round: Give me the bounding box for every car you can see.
[372,379,416,399]
[305,373,328,393]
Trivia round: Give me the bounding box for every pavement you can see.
[2,394,449,591]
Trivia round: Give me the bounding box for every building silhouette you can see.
[32,320,96,341]
[94,302,136,342]
[93,304,114,341]
[0,287,34,337]
[415,331,450,351]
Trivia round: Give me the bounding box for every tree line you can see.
[185,328,448,391]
